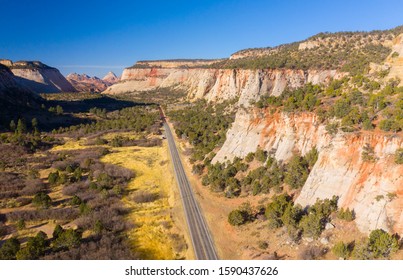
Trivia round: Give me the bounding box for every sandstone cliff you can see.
[0,60,76,93]
[105,67,344,105]
[213,108,403,235]
[103,27,403,237]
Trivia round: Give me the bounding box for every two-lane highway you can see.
[162,115,218,260]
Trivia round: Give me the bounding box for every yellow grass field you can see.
[50,138,89,151]
[48,133,187,259]
[101,142,187,259]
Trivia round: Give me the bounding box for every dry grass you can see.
[45,133,187,259]
[101,142,187,259]
[50,138,88,151]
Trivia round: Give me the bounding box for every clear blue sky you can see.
[1,0,402,77]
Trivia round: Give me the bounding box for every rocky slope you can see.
[0,59,76,93]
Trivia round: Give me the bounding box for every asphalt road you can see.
[163,120,218,260]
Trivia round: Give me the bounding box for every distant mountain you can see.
[102,71,119,85]
[0,59,76,93]
[66,72,120,92]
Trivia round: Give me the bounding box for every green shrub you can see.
[70,195,82,206]
[326,122,339,135]
[337,208,355,221]
[52,228,82,250]
[0,238,20,260]
[305,147,319,168]
[299,213,323,239]
[245,152,255,163]
[32,192,52,209]
[284,155,309,189]
[255,147,267,163]
[368,229,399,258]
[265,194,292,228]
[47,171,60,186]
[16,219,26,230]
[332,241,350,259]
[52,224,64,239]
[16,231,48,260]
[395,148,403,164]
[228,202,254,226]
[361,143,376,162]
[228,209,248,226]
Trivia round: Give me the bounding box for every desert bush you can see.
[22,179,46,196]
[15,197,31,207]
[42,231,136,260]
[132,190,159,203]
[6,208,79,221]
[352,239,372,260]
[228,209,248,226]
[16,231,48,260]
[368,229,399,258]
[395,148,403,164]
[284,155,309,189]
[337,208,355,221]
[32,192,52,209]
[0,237,20,260]
[299,245,326,260]
[332,241,350,259]
[265,194,293,228]
[0,172,25,196]
[104,164,134,181]
[62,182,87,196]
[255,147,267,163]
[362,143,376,162]
[52,228,82,250]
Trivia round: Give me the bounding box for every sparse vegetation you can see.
[332,241,351,259]
[395,148,403,164]
[168,99,236,162]
[0,93,174,260]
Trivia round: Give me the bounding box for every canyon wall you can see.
[214,109,403,234]
[105,67,344,105]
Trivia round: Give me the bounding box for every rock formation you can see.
[102,71,119,85]
[0,60,76,93]
[102,27,403,236]
[105,66,344,105]
[66,72,119,92]
[214,109,403,234]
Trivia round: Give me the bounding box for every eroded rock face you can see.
[11,68,76,93]
[386,34,403,85]
[105,67,344,105]
[214,109,403,234]
[0,60,76,93]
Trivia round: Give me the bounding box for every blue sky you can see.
[1,0,403,77]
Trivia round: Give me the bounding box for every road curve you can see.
[162,114,218,260]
